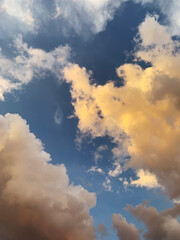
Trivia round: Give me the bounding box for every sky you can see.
[0,0,180,240]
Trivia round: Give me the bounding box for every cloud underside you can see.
[0,113,96,240]
[63,15,180,200]
[113,203,180,240]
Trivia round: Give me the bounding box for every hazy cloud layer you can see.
[0,35,70,100]
[0,113,96,240]
[63,16,180,199]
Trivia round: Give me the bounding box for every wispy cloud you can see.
[54,106,63,125]
[87,166,105,175]
[0,35,70,100]
[103,177,112,192]
[108,162,122,178]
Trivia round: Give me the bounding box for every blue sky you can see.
[0,1,180,240]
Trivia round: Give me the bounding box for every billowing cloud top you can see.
[0,113,96,240]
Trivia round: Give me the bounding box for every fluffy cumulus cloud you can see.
[0,113,96,240]
[63,16,180,200]
[113,203,180,240]
[0,35,70,100]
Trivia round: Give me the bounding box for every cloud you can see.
[135,0,180,35]
[54,0,125,35]
[1,0,34,27]
[112,214,140,240]
[103,177,112,192]
[54,106,63,125]
[96,223,108,240]
[1,0,180,38]
[128,203,180,240]
[108,162,122,177]
[0,113,96,240]
[113,203,180,240]
[130,169,160,189]
[63,16,180,199]
[94,145,108,163]
[0,0,36,36]
[0,35,70,100]
[0,0,125,37]
[87,166,104,175]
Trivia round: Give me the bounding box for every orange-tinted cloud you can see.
[63,16,180,199]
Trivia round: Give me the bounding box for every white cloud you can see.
[103,177,112,192]
[0,113,96,240]
[135,0,180,35]
[54,0,125,35]
[0,0,126,37]
[0,35,70,100]
[108,162,122,177]
[1,0,34,27]
[87,166,104,174]
[1,0,180,38]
